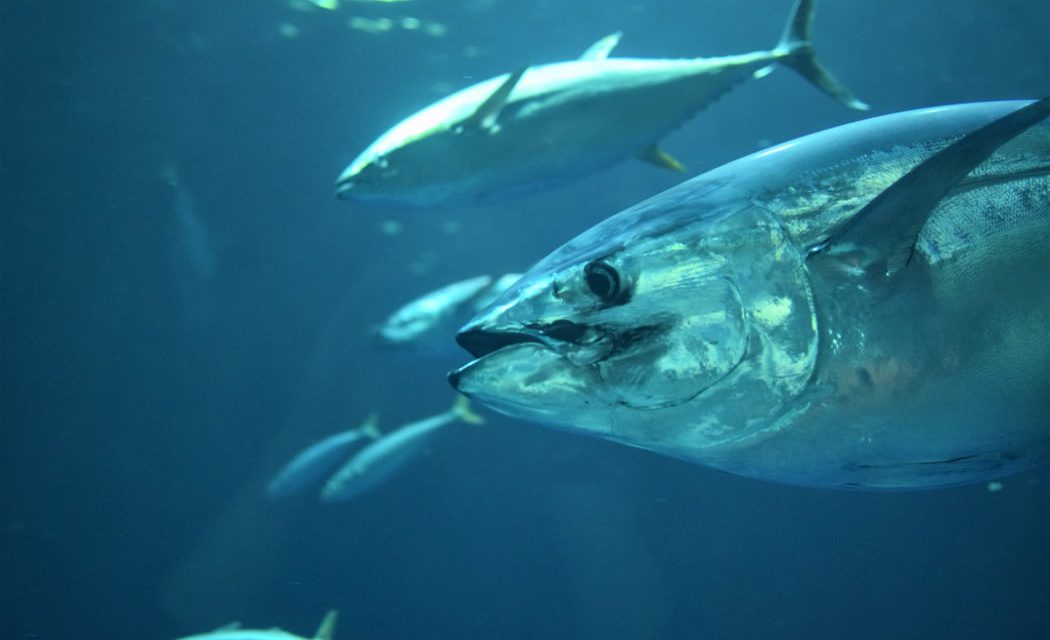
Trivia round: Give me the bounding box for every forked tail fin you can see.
[774,0,869,110]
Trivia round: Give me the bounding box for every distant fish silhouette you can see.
[374,273,520,355]
[162,165,216,332]
[321,397,483,502]
[174,609,338,640]
[266,414,380,499]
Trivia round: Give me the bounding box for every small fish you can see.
[266,415,380,498]
[375,273,520,353]
[162,166,217,332]
[175,609,337,640]
[336,0,867,207]
[450,99,1050,491]
[321,397,484,502]
[172,185,216,281]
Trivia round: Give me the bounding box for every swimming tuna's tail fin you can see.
[314,610,338,640]
[451,396,486,425]
[772,0,869,110]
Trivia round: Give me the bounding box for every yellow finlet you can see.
[452,396,485,425]
[638,144,687,172]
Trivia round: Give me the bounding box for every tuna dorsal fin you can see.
[817,97,1050,278]
[637,143,687,172]
[579,32,622,60]
[314,609,338,640]
[462,67,527,133]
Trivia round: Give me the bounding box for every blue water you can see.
[2,1,1048,638]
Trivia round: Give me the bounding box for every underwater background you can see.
[2,1,1049,638]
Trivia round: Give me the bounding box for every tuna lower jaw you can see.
[448,341,605,428]
[448,339,577,399]
[449,340,552,392]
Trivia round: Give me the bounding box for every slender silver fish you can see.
[336,0,867,207]
[376,273,521,353]
[450,99,1050,490]
[266,414,380,498]
[321,397,483,502]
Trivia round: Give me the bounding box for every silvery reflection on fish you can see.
[266,414,380,498]
[335,0,867,207]
[375,273,520,353]
[450,99,1050,491]
[320,397,484,502]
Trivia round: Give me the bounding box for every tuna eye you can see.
[584,261,622,303]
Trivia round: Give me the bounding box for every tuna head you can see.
[336,69,529,207]
[335,132,463,207]
[449,190,820,459]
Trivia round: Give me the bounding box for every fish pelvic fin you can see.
[452,395,486,425]
[773,0,869,111]
[360,412,382,440]
[314,610,338,640]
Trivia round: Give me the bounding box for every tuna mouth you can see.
[456,320,594,359]
[455,329,545,359]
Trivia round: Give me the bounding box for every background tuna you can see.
[2,1,1048,639]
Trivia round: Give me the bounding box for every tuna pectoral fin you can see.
[314,609,338,640]
[775,0,868,110]
[463,67,528,133]
[637,144,687,172]
[816,97,1050,278]
[579,32,622,61]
